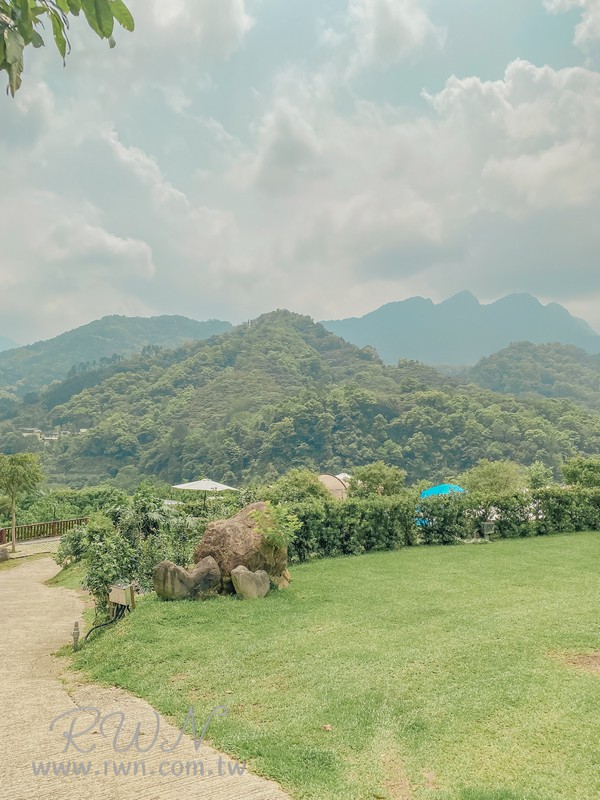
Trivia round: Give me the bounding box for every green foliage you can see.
[264,469,330,503]
[347,461,406,497]
[249,501,301,549]
[562,455,600,487]
[4,483,128,526]
[468,342,600,411]
[417,493,473,544]
[0,315,231,399]
[287,496,419,562]
[57,487,212,610]
[0,451,43,501]
[528,460,554,490]
[458,459,528,495]
[285,486,600,563]
[84,512,136,612]
[55,523,88,565]
[0,0,134,96]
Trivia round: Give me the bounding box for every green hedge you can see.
[286,488,600,563]
[287,496,418,562]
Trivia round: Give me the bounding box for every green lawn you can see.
[70,534,600,800]
[46,560,87,590]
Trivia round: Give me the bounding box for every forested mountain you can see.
[0,337,18,353]
[322,292,600,365]
[0,315,232,397]
[467,342,600,411]
[3,311,600,488]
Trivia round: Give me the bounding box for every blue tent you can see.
[420,483,465,498]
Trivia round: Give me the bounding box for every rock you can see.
[194,502,288,592]
[272,569,292,590]
[231,566,270,600]
[153,557,221,601]
[0,547,9,562]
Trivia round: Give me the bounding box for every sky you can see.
[3,0,600,343]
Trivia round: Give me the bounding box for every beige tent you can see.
[318,474,349,501]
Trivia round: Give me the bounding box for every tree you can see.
[458,459,528,496]
[528,460,554,490]
[562,456,600,488]
[348,461,406,497]
[0,0,134,96]
[0,452,44,552]
[265,469,330,503]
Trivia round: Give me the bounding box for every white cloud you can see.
[543,0,600,46]
[103,130,189,209]
[219,57,600,323]
[347,0,445,70]
[149,0,254,57]
[5,2,600,341]
[0,190,156,339]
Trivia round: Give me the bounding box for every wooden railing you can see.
[0,517,88,545]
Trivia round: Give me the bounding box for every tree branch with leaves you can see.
[0,0,134,96]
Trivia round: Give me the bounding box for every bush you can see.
[264,469,330,503]
[347,462,406,498]
[84,513,137,613]
[55,524,88,566]
[417,494,472,544]
[286,495,418,562]
[285,486,600,563]
[55,489,207,612]
[249,502,301,549]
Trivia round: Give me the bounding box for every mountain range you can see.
[322,292,600,365]
[1,293,597,398]
[3,311,599,488]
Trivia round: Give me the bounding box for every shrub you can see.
[265,469,330,503]
[250,501,301,549]
[84,513,137,613]
[347,462,406,498]
[417,494,472,544]
[286,495,418,562]
[55,524,88,566]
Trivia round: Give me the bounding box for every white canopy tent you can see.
[173,479,238,492]
[172,479,239,508]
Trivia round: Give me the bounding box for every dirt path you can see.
[0,558,291,800]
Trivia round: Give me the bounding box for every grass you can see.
[69,533,600,800]
[46,560,87,591]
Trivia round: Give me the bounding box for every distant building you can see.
[21,428,42,440]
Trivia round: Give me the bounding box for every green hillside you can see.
[0,314,232,397]
[468,342,600,411]
[3,311,600,487]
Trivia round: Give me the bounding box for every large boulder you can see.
[231,566,270,600]
[0,547,9,562]
[194,502,288,592]
[154,557,221,601]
